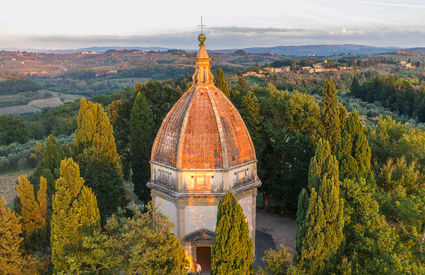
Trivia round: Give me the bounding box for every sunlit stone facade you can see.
[147,35,261,272]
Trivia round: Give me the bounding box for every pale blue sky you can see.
[1,0,424,49]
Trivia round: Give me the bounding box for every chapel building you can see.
[147,33,261,273]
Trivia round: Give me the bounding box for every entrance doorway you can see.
[196,246,211,273]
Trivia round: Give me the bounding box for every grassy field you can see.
[0,89,84,115]
[0,104,41,115]
[0,75,152,116]
[0,91,43,107]
[42,90,83,102]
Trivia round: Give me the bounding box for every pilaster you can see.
[176,199,186,241]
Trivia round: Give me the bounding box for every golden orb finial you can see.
[198,33,206,44]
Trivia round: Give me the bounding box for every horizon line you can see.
[0,43,415,53]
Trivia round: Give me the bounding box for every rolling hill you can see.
[213,44,401,56]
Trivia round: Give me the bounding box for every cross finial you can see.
[198,16,206,34]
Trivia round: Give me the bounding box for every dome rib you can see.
[209,86,256,166]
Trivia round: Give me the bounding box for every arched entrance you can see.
[185,229,215,274]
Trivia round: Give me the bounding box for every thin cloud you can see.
[210,26,308,34]
[1,26,425,50]
[348,0,425,9]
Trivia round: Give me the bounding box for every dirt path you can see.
[0,170,32,205]
[256,208,297,255]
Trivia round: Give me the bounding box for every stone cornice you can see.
[147,179,262,198]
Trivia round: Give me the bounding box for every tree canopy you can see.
[296,139,344,274]
[16,175,47,250]
[73,202,189,274]
[319,78,347,152]
[130,92,155,202]
[51,158,100,273]
[212,192,254,274]
[336,110,374,183]
[215,68,231,97]
[74,98,126,220]
[0,197,23,275]
[74,98,119,169]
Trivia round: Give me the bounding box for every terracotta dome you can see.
[151,40,256,170]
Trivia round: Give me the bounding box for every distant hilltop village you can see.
[243,59,351,78]
[243,58,418,78]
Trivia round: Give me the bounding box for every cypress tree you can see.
[130,92,155,202]
[350,76,361,98]
[108,99,122,126]
[295,188,308,255]
[238,77,248,91]
[136,81,180,127]
[74,98,119,169]
[78,146,126,220]
[242,90,261,132]
[41,136,62,201]
[339,178,399,274]
[30,135,65,201]
[296,139,344,274]
[215,68,231,97]
[74,98,126,220]
[16,175,47,249]
[17,175,43,238]
[108,99,132,180]
[211,192,253,274]
[51,158,100,273]
[37,177,47,219]
[336,111,374,182]
[41,135,65,176]
[319,78,346,152]
[240,90,265,163]
[0,197,23,274]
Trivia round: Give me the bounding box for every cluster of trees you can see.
[0,115,29,145]
[0,79,41,95]
[28,98,127,222]
[0,135,72,174]
[0,100,76,145]
[350,56,400,68]
[228,78,321,212]
[226,73,423,273]
[0,157,191,274]
[269,56,418,72]
[0,88,135,145]
[2,159,270,274]
[267,57,381,71]
[0,97,190,273]
[337,92,425,126]
[2,67,425,273]
[293,94,424,274]
[262,69,377,94]
[351,75,425,122]
[223,73,424,273]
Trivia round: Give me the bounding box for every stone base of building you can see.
[149,186,258,273]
